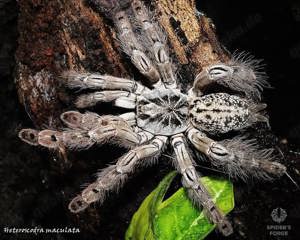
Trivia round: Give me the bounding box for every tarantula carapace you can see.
[18,0,287,236]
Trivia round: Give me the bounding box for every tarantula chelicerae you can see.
[19,0,287,236]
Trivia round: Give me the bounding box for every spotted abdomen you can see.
[189,93,254,134]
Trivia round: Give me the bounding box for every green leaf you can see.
[125,171,234,240]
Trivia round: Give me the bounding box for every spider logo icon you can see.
[271,208,287,223]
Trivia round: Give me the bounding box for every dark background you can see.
[0,0,300,239]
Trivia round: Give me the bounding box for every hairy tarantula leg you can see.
[119,112,136,127]
[186,127,287,179]
[74,90,136,109]
[131,0,177,89]
[60,111,102,130]
[113,10,162,86]
[87,122,153,147]
[68,136,167,213]
[62,71,148,95]
[61,111,136,131]
[19,113,144,155]
[61,112,141,147]
[61,111,131,131]
[192,53,268,99]
[88,122,140,147]
[134,127,155,144]
[68,195,89,213]
[19,129,95,151]
[18,128,40,146]
[171,134,233,236]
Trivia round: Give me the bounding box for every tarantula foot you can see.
[81,183,102,204]
[68,195,89,213]
[60,111,83,129]
[37,130,63,148]
[265,161,287,176]
[19,128,65,150]
[18,129,39,146]
[218,219,233,236]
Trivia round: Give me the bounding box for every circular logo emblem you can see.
[271,208,287,223]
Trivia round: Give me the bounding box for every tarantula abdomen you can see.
[189,93,268,134]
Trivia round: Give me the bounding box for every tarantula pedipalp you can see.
[18,0,287,236]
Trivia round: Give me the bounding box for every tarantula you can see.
[18,0,287,236]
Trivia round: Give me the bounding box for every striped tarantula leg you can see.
[19,129,95,151]
[19,113,140,152]
[112,10,162,86]
[68,136,167,213]
[60,111,102,130]
[171,134,233,236]
[62,72,148,95]
[18,128,40,146]
[131,0,177,89]
[19,111,102,145]
[115,113,153,137]
[74,90,136,109]
[134,127,154,144]
[18,129,94,164]
[192,53,268,99]
[61,111,137,131]
[87,119,141,148]
[119,112,136,127]
[187,127,286,180]
[62,112,142,148]
[68,195,89,213]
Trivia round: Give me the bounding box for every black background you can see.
[0,0,300,239]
